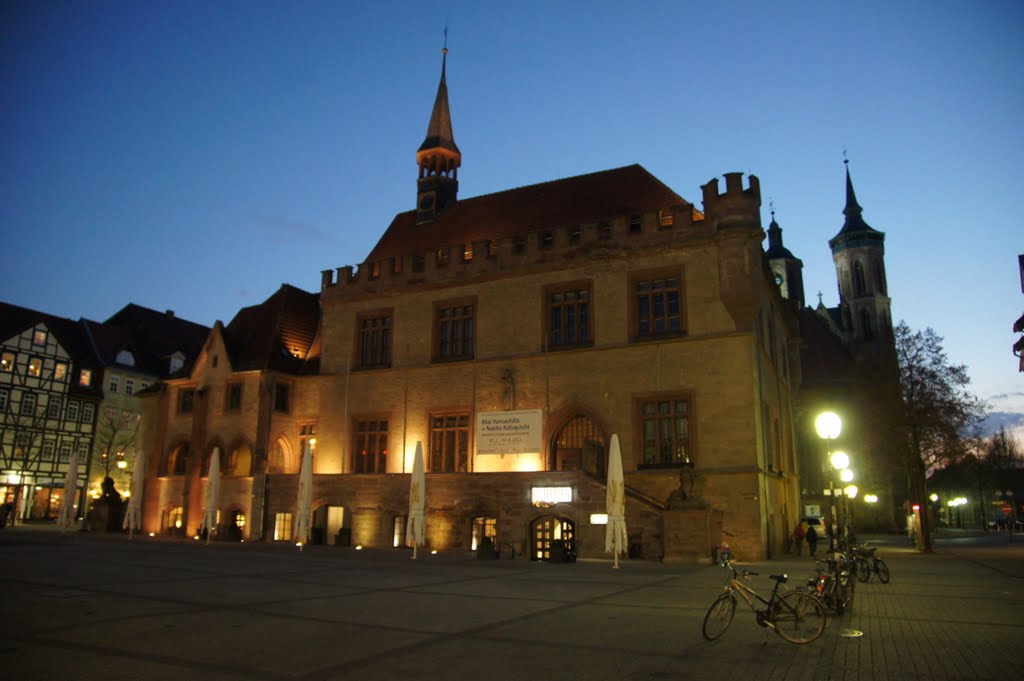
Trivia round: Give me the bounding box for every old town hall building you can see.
[137,50,897,561]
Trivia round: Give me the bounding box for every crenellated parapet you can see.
[701,172,761,232]
[321,173,763,296]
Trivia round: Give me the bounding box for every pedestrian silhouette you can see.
[806,524,819,558]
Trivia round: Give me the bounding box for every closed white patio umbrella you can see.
[122,450,146,538]
[294,441,313,548]
[605,434,628,569]
[199,447,221,544]
[407,441,426,559]
[56,446,80,531]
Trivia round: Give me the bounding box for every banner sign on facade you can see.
[476,409,543,455]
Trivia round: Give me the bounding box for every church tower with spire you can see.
[828,161,893,360]
[766,208,806,309]
[416,46,461,224]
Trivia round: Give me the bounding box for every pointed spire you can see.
[417,45,460,175]
[416,39,461,222]
[840,159,870,232]
[830,158,883,249]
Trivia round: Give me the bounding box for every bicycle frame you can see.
[719,562,785,616]
[704,560,827,644]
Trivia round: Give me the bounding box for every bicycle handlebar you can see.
[720,559,757,578]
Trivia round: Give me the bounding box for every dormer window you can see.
[169,352,185,374]
[79,369,92,387]
[115,350,136,366]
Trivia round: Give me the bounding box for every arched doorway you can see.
[226,509,246,541]
[551,414,607,478]
[531,515,575,561]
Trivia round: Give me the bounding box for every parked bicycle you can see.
[804,554,855,615]
[854,544,890,583]
[703,559,826,644]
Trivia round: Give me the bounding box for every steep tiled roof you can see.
[366,164,690,263]
[102,304,210,378]
[223,284,320,374]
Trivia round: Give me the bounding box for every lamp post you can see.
[815,412,842,552]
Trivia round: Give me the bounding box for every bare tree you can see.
[94,406,139,485]
[895,322,986,551]
[983,426,1024,470]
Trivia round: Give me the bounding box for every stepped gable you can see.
[223,284,320,374]
[368,164,693,262]
[103,304,210,378]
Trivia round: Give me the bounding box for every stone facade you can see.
[136,55,804,563]
[137,170,803,563]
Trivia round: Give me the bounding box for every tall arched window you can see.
[166,443,189,476]
[853,262,866,297]
[874,263,887,295]
[227,442,253,476]
[551,414,606,478]
[267,437,291,474]
[860,309,874,341]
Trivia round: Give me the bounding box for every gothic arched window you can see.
[860,309,874,341]
[853,262,866,297]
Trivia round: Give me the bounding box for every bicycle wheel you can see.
[875,559,890,584]
[772,592,826,644]
[702,593,736,641]
[855,557,872,583]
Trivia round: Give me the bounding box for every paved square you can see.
[2,528,1022,680]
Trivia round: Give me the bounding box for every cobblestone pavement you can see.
[1,526,1021,680]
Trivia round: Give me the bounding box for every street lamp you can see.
[816,412,844,551]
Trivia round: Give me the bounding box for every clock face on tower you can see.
[419,194,436,211]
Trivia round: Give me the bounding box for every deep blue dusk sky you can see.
[1,1,1021,428]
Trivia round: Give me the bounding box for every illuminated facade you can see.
[0,302,209,525]
[138,52,805,561]
[0,303,101,522]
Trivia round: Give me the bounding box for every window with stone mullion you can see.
[438,305,473,360]
[640,398,691,466]
[636,277,682,338]
[549,289,590,348]
[353,420,388,473]
[358,315,391,368]
[430,414,469,472]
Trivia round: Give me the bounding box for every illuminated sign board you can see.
[476,409,542,454]
[531,486,572,505]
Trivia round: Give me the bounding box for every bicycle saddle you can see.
[770,574,788,583]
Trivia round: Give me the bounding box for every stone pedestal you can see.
[662,508,724,564]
